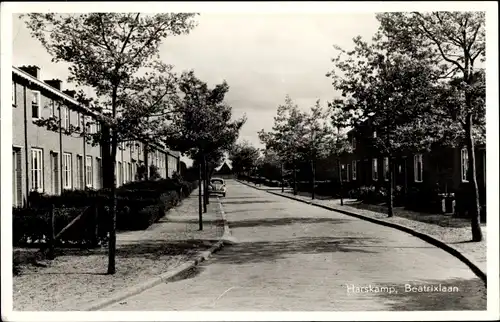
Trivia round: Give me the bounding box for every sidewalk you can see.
[13,190,224,311]
[238,180,487,277]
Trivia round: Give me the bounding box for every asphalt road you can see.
[104,179,486,311]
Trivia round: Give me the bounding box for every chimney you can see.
[19,65,41,79]
[44,79,62,91]
[63,90,76,98]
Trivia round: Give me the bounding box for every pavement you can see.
[103,179,486,311]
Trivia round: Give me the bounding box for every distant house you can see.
[215,162,234,179]
[330,118,486,214]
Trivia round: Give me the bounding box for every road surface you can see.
[104,180,486,311]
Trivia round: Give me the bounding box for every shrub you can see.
[15,177,200,247]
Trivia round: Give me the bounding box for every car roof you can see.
[211,178,224,181]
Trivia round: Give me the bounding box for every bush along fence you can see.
[13,177,199,255]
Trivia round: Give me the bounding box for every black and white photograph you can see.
[1,1,498,321]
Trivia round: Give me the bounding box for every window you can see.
[345,164,350,182]
[32,91,41,119]
[131,141,135,153]
[461,148,469,182]
[77,113,80,129]
[49,100,56,118]
[62,106,70,129]
[63,153,72,189]
[352,137,356,150]
[352,160,357,180]
[31,148,44,192]
[118,161,123,186]
[86,156,93,188]
[372,158,378,181]
[414,154,423,183]
[12,82,17,106]
[76,155,84,189]
[128,162,133,183]
[372,130,377,138]
[383,157,389,181]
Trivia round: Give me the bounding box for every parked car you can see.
[208,178,227,197]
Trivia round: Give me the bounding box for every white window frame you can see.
[63,153,72,189]
[62,106,70,129]
[32,90,41,119]
[86,156,93,188]
[383,157,389,181]
[12,82,17,106]
[461,148,469,183]
[372,158,378,181]
[352,160,357,180]
[414,154,423,183]
[31,148,44,192]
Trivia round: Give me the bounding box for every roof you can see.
[12,65,179,157]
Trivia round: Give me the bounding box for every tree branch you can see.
[414,12,465,74]
[120,13,140,55]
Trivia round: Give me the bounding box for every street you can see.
[104,180,486,311]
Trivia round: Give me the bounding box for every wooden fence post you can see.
[47,204,55,260]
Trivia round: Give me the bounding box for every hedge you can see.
[14,178,199,248]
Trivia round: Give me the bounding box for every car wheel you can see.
[223,193,226,197]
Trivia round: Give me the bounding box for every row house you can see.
[12,65,180,207]
[331,118,486,201]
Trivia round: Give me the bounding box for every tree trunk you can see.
[203,155,207,213]
[107,131,118,275]
[311,159,316,200]
[281,163,284,193]
[387,156,394,217]
[338,159,344,206]
[205,157,210,205]
[465,113,483,242]
[198,163,203,230]
[293,160,297,196]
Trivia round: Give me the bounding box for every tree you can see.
[258,95,308,195]
[23,13,199,274]
[327,31,441,216]
[163,71,245,228]
[327,101,353,205]
[376,12,486,241]
[299,100,333,200]
[229,140,260,175]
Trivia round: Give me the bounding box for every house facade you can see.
[12,65,180,207]
[330,119,486,205]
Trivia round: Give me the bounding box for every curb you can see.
[238,180,487,284]
[82,198,233,311]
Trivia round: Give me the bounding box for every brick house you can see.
[327,118,486,211]
[12,65,180,207]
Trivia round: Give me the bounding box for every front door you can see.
[51,152,60,195]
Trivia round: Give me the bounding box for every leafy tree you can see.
[298,100,333,200]
[163,71,245,228]
[23,13,199,274]
[327,101,353,205]
[229,140,261,175]
[376,12,486,241]
[258,95,308,195]
[327,32,440,216]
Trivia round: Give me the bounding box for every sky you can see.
[12,13,381,166]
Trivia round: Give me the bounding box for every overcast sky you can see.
[12,13,381,166]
